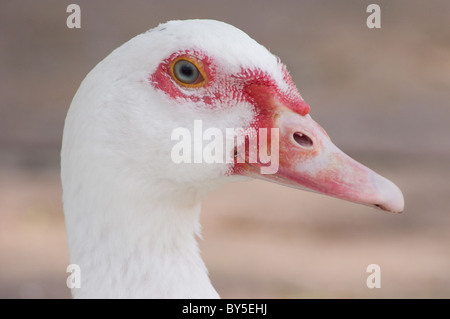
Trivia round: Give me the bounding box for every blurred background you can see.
[1,0,449,298]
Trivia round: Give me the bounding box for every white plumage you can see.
[61,19,403,298]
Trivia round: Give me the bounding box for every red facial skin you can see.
[150,50,231,107]
[149,50,308,112]
[149,50,404,213]
[149,50,309,168]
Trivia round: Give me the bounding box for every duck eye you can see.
[170,58,206,87]
[174,60,199,83]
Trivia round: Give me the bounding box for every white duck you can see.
[61,19,404,298]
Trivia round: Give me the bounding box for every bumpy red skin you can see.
[149,50,404,213]
[149,49,309,170]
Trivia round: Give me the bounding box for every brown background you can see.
[0,0,449,298]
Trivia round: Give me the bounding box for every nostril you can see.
[293,132,313,148]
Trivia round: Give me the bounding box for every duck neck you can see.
[63,180,219,298]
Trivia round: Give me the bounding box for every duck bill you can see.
[235,104,404,214]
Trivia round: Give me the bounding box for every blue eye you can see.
[173,60,200,84]
[170,57,206,87]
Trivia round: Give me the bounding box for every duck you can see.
[61,19,404,298]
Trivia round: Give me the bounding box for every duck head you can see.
[65,19,404,213]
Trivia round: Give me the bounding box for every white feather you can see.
[61,19,290,298]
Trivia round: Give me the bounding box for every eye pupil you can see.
[172,59,203,85]
[180,65,194,76]
[180,65,195,79]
